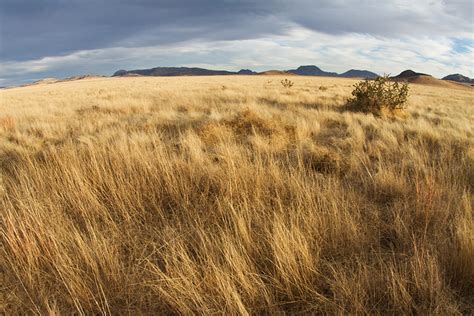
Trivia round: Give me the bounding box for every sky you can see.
[1,0,473,86]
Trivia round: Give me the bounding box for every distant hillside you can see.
[113,67,234,76]
[33,78,60,85]
[258,70,295,76]
[22,75,106,88]
[391,70,471,90]
[391,70,429,79]
[339,69,379,79]
[288,65,338,77]
[113,67,256,77]
[113,65,382,79]
[288,66,378,78]
[442,74,473,83]
[238,69,257,75]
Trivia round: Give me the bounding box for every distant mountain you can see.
[442,74,473,83]
[392,70,429,79]
[113,65,384,78]
[113,67,239,77]
[388,70,471,89]
[288,65,338,77]
[237,69,257,75]
[338,69,379,79]
[113,70,128,76]
[258,70,295,76]
[289,65,379,78]
[113,67,257,77]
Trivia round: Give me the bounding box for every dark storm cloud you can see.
[1,0,472,62]
[1,0,281,61]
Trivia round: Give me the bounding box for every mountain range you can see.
[287,66,379,79]
[113,65,379,79]
[7,66,470,90]
[113,66,472,84]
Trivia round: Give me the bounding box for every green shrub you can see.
[347,76,409,115]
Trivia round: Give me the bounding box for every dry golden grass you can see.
[1,76,473,314]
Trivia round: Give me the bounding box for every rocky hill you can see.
[442,74,473,83]
[288,65,338,77]
[391,70,471,89]
[113,67,241,77]
[391,70,429,79]
[338,69,379,79]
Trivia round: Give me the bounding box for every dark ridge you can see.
[442,74,473,83]
[392,70,430,79]
[339,69,379,79]
[288,65,338,77]
[113,67,241,77]
[237,69,257,75]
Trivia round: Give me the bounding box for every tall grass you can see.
[1,76,473,314]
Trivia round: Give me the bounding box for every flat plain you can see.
[1,76,473,314]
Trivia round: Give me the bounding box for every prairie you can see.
[1,76,473,314]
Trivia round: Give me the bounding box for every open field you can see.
[1,76,473,314]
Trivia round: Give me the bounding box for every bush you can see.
[347,76,409,115]
[281,79,294,88]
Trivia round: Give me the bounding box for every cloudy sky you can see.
[1,0,473,85]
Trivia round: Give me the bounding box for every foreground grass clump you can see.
[348,76,409,116]
[1,76,473,314]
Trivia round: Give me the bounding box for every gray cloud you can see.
[1,0,281,61]
[2,0,472,61]
[281,0,473,35]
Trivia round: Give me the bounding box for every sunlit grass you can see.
[1,76,473,314]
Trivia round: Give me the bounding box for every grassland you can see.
[1,76,473,314]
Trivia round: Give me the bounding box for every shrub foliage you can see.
[348,76,409,115]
